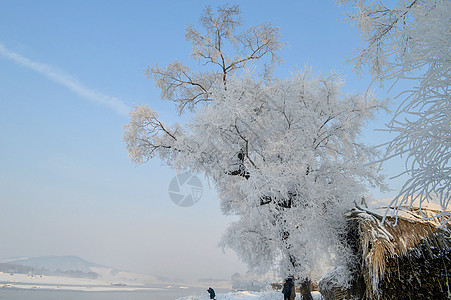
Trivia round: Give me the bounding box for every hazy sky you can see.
[0,0,407,283]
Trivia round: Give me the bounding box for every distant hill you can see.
[0,255,171,285]
[4,255,105,273]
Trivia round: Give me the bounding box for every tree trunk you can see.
[300,278,313,300]
[290,282,296,300]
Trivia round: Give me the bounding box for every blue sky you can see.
[0,0,406,282]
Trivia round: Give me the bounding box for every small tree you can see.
[341,0,451,224]
[124,5,385,285]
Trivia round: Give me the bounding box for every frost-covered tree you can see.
[124,5,385,284]
[341,0,451,224]
[212,73,385,284]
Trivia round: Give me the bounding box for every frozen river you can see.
[0,286,229,300]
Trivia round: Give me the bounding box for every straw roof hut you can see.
[319,200,451,299]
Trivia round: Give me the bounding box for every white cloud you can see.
[0,43,130,116]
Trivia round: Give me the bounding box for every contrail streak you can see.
[0,43,130,116]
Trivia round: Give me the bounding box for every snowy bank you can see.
[0,272,158,292]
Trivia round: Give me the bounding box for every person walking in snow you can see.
[282,277,295,300]
[207,287,216,299]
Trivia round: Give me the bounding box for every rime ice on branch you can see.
[342,0,451,224]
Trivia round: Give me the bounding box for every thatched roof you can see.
[351,209,449,298]
[320,201,451,299]
[365,197,449,227]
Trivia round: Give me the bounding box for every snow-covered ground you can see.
[177,290,323,300]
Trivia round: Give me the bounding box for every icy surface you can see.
[0,272,155,292]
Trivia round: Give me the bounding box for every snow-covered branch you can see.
[343,0,451,222]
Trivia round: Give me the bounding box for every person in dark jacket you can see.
[207,287,216,299]
[282,277,295,300]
